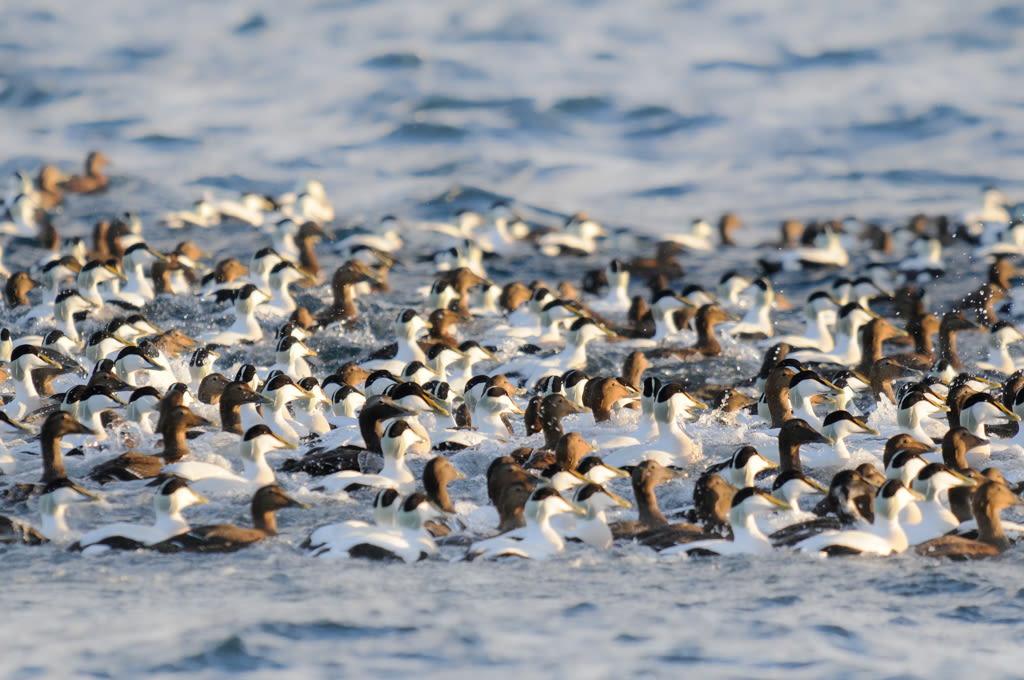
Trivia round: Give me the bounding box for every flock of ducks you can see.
[2,155,1024,565]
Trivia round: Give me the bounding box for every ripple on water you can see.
[364,53,424,69]
[258,620,418,641]
[153,635,283,674]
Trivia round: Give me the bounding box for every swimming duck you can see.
[63,151,109,193]
[903,463,976,544]
[467,486,585,560]
[321,419,427,494]
[660,488,790,556]
[795,479,924,556]
[70,478,209,552]
[916,481,1024,558]
[771,470,829,514]
[163,424,296,494]
[306,492,444,563]
[787,370,838,431]
[608,460,682,539]
[724,278,775,338]
[958,391,1019,457]
[153,484,307,553]
[814,410,878,462]
[667,304,735,360]
[88,406,212,483]
[789,303,875,366]
[560,483,633,549]
[279,396,417,476]
[976,320,1024,374]
[604,383,700,468]
[200,284,271,345]
[0,478,98,544]
[772,291,838,352]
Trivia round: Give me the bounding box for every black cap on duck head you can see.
[264,373,299,393]
[730,445,762,468]
[642,375,663,398]
[656,382,688,403]
[235,364,258,384]
[423,380,451,402]
[129,386,162,403]
[562,369,589,388]
[401,492,429,513]
[822,410,858,428]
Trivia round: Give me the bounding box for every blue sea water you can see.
[4,0,1024,677]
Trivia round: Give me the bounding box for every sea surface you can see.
[4,1,1024,678]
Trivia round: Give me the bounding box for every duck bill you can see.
[273,433,299,450]
[71,483,101,501]
[605,487,633,509]
[287,495,311,510]
[853,418,880,436]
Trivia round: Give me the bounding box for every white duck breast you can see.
[903,464,975,544]
[52,289,95,343]
[188,346,220,386]
[959,392,1019,457]
[789,303,874,366]
[661,488,790,557]
[72,479,208,552]
[808,410,878,464]
[771,470,828,513]
[259,373,311,441]
[306,492,442,563]
[265,261,314,315]
[725,278,774,338]
[725,445,778,487]
[215,192,274,226]
[795,480,924,556]
[467,486,585,560]
[200,284,271,345]
[604,383,700,468]
[125,386,162,434]
[896,391,944,444]
[113,243,167,307]
[363,309,430,374]
[77,260,125,309]
[272,335,316,379]
[293,377,331,436]
[788,370,838,431]
[7,345,59,418]
[164,425,294,494]
[976,321,1024,374]
[773,291,837,352]
[36,478,99,543]
[321,419,425,494]
[560,483,632,549]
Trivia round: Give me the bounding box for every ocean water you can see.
[5,1,1024,677]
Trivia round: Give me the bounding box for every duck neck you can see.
[939,329,962,370]
[733,514,771,550]
[242,450,276,486]
[779,441,803,474]
[162,425,191,463]
[694,322,721,356]
[41,434,66,483]
[634,483,667,528]
[253,508,278,535]
[976,504,1011,550]
[540,416,564,449]
[528,512,564,552]
[40,505,71,542]
[154,507,190,536]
